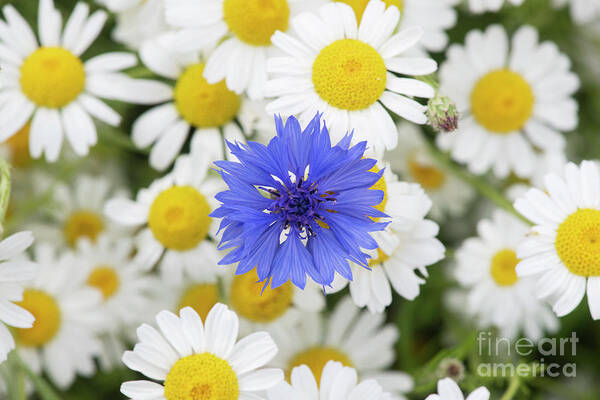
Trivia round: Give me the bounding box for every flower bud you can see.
[427,94,459,133]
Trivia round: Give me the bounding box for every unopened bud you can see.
[0,159,10,236]
[437,357,465,382]
[427,94,459,133]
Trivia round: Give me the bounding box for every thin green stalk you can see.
[12,352,62,400]
[423,137,532,225]
[500,375,521,400]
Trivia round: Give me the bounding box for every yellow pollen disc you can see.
[369,248,390,267]
[408,159,445,190]
[87,266,120,299]
[20,47,85,108]
[14,289,61,347]
[470,69,534,134]
[6,123,31,168]
[174,64,241,128]
[223,0,290,46]
[164,353,239,400]
[177,283,219,321]
[64,210,105,247]
[287,347,354,383]
[369,165,388,218]
[490,249,519,286]
[148,186,211,251]
[313,39,387,111]
[337,0,403,21]
[555,209,600,277]
[230,270,294,323]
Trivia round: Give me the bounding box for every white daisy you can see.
[269,297,413,399]
[268,360,393,400]
[96,0,168,49]
[468,0,524,13]
[554,0,600,24]
[28,174,129,248]
[514,160,600,319]
[163,0,326,99]
[454,210,559,340]
[0,231,37,363]
[133,38,266,171]
[265,0,437,156]
[71,235,159,334]
[426,378,489,400]
[330,169,445,312]
[121,303,283,400]
[104,151,224,285]
[334,0,460,53]
[223,269,325,334]
[437,25,579,179]
[0,0,171,161]
[14,242,104,389]
[390,123,475,220]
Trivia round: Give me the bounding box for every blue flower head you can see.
[211,113,388,289]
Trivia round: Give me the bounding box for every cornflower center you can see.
[266,178,336,236]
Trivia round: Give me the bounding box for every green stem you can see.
[12,352,62,400]
[423,137,532,225]
[418,74,440,90]
[500,375,521,400]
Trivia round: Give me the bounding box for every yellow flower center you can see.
[369,165,388,216]
[490,249,519,286]
[87,265,120,299]
[369,248,390,267]
[174,64,241,128]
[287,347,354,383]
[555,209,600,277]
[230,270,294,323]
[408,159,445,190]
[63,210,105,247]
[470,69,534,134]
[14,289,61,347]
[6,123,31,168]
[177,283,219,321]
[223,0,290,46]
[20,47,85,108]
[164,353,239,400]
[148,186,211,251]
[337,0,403,21]
[313,39,387,111]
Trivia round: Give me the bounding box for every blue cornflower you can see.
[211,113,388,289]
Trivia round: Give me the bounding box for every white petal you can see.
[77,94,121,126]
[30,108,63,162]
[85,52,138,73]
[120,380,165,400]
[239,369,284,392]
[70,10,107,56]
[104,198,149,226]
[587,277,600,320]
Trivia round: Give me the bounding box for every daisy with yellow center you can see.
[390,123,475,220]
[0,231,37,363]
[329,170,444,312]
[96,0,168,49]
[515,161,600,320]
[335,0,460,52]
[437,25,579,179]
[268,361,392,400]
[105,150,224,285]
[133,39,267,171]
[28,174,127,248]
[269,297,413,398]
[73,235,159,334]
[265,0,436,156]
[224,269,325,335]
[15,243,104,389]
[0,0,170,161]
[163,0,326,99]
[121,304,283,400]
[454,210,558,340]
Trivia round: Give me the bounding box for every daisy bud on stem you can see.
[0,159,10,236]
[427,93,459,133]
[436,357,465,382]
